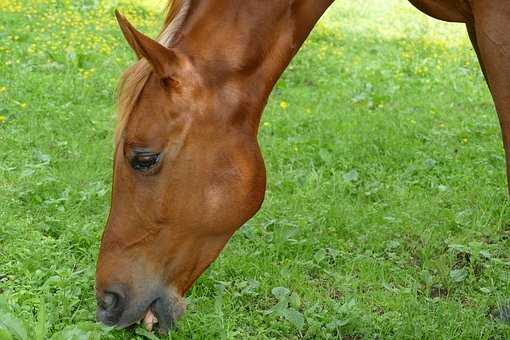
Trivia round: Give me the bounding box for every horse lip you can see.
[113,297,159,330]
[152,297,174,335]
[134,298,175,334]
[96,309,119,326]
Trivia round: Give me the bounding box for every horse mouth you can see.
[141,302,160,332]
[97,288,186,334]
[135,293,186,335]
[137,298,176,335]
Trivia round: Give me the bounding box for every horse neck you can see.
[173,0,334,130]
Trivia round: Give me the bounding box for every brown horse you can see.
[95,0,510,334]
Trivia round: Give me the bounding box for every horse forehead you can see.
[124,80,173,142]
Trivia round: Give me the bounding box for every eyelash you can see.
[129,152,161,173]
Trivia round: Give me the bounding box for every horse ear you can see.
[115,10,179,78]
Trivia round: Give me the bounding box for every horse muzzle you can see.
[95,283,186,335]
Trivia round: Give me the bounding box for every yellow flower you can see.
[20,102,27,108]
[0,116,6,123]
[280,100,288,110]
[0,86,6,93]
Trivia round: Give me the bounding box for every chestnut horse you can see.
[95,0,510,334]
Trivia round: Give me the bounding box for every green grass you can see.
[1,0,510,338]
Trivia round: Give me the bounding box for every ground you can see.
[0,0,509,339]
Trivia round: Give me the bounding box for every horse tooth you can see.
[143,309,156,331]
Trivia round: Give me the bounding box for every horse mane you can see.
[115,0,191,143]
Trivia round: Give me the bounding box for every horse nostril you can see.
[98,291,123,313]
[102,292,118,310]
[96,287,127,325]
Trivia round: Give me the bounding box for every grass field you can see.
[1,0,510,338]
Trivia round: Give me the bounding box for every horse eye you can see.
[129,152,161,172]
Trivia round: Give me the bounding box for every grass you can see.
[1,0,510,338]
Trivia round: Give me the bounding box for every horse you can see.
[95,0,510,334]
